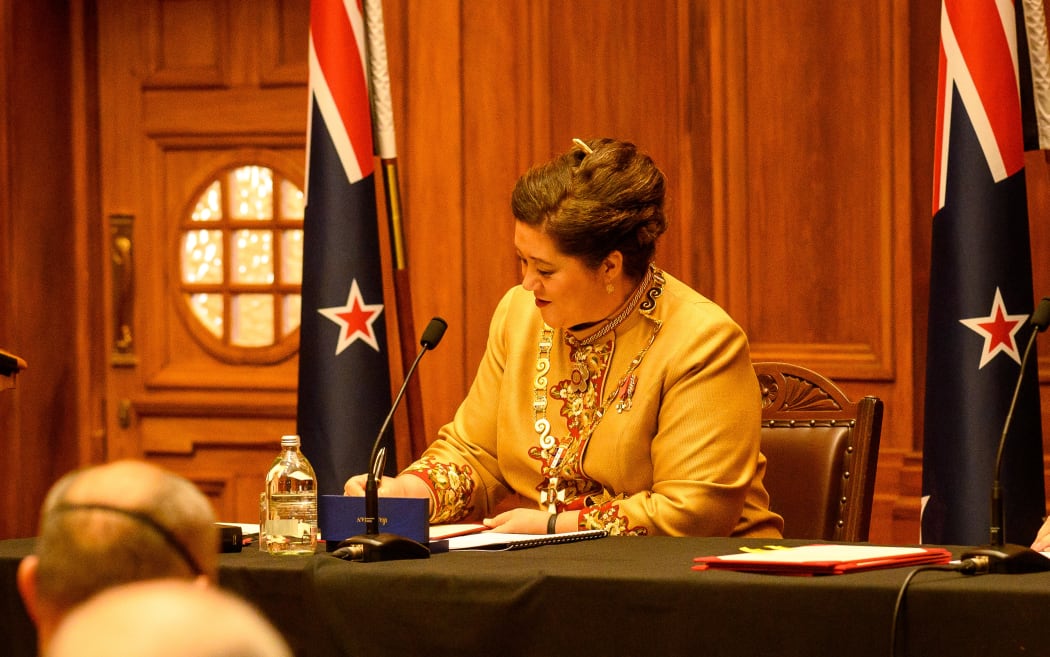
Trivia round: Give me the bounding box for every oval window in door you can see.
[177,163,304,364]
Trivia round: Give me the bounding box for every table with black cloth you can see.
[3,535,1050,657]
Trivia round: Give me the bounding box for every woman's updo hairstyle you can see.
[510,138,668,281]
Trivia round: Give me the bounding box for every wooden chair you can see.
[754,362,883,542]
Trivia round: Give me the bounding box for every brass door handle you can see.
[110,215,137,366]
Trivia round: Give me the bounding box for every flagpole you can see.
[363,0,428,466]
[1022,0,1050,149]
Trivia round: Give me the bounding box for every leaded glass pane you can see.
[192,181,222,222]
[283,294,302,337]
[281,179,305,219]
[282,229,303,285]
[181,229,224,284]
[231,229,274,284]
[231,293,274,346]
[228,166,273,220]
[187,293,223,338]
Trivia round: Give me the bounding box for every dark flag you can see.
[297,0,394,495]
[922,0,1050,545]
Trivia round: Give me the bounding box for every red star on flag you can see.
[318,279,384,355]
[958,287,1028,369]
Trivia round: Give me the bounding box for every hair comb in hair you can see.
[572,138,594,154]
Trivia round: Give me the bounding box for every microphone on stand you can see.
[961,297,1050,574]
[0,349,27,391]
[0,349,27,377]
[331,316,448,562]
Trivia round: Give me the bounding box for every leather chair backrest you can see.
[754,362,884,542]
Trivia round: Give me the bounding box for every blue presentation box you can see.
[318,495,430,549]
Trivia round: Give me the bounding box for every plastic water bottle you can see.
[263,434,318,555]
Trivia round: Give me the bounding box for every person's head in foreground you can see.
[17,459,218,652]
[44,578,292,657]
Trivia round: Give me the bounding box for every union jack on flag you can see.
[922,0,1050,545]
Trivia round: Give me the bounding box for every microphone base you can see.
[330,532,430,563]
[960,543,1050,574]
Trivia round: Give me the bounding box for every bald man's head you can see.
[18,460,218,650]
[46,579,291,657]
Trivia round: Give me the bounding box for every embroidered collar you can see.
[566,265,656,347]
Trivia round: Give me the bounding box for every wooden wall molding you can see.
[711,1,902,384]
[143,0,230,88]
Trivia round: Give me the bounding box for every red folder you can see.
[692,544,953,575]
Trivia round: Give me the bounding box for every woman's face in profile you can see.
[513,221,609,329]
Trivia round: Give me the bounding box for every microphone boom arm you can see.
[989,323,1040,546]
[961,297,1050,574]
[333,317,447,562]
[364,342,432,535]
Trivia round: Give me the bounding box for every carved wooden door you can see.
[97,0,310,521]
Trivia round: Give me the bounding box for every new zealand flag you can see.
[921,0,1050,545]
[297,0,394,496]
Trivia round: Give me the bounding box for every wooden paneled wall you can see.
[3,0,1049,542]
[334,0,1050,543]
[387,0,905,439]
[0,0,90,539]
[383,0,927,543]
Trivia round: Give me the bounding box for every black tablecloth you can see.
[4,536,1050,657]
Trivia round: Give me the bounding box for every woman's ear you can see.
[602,251,624,281]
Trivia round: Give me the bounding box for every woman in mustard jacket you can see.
[345,138,782,538]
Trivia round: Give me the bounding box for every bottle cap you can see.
[280,434,300,448]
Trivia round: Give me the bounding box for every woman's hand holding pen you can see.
[343,473,418,498]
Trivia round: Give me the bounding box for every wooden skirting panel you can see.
[876,451,1050,546]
